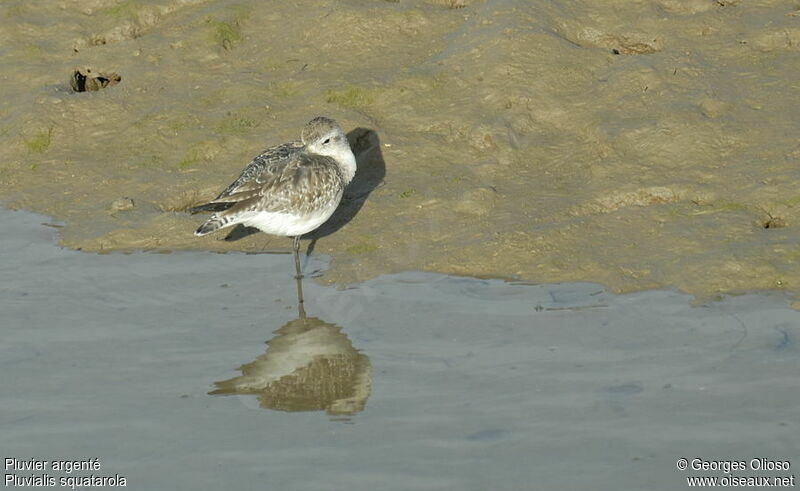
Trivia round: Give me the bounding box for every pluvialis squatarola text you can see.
[191,116,356,313]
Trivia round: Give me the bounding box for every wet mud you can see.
[2,0,800,301]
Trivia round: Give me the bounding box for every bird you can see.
[190,116,356,312]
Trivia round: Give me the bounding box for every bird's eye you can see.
[322,138,331,145]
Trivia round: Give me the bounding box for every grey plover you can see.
[191,117,356,312]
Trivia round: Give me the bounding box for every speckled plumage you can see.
[191,117,356,238]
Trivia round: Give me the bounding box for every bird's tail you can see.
[195,215,235,236]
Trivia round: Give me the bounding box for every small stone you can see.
[70,67,121,92]
[699,98,731,118]
[764,216,787,229]
[454,187,498,216]
[110,197,135,212]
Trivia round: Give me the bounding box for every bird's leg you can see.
[293,236,304,280]
[293,236,306,319]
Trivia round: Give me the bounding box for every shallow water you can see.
[2,209,798,490]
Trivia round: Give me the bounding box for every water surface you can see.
[2,209,798,490]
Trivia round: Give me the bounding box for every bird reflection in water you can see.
[210,308,371,415]
[210,127,383,414]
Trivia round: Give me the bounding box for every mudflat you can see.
[2,0,799,301]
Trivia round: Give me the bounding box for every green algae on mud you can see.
[22,127,53,154]
[2,0,800,304]
[326,86,375,110]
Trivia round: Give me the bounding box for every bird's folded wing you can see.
[189,143,301,214]
[193,152,343,217]
[215,141,303,199]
